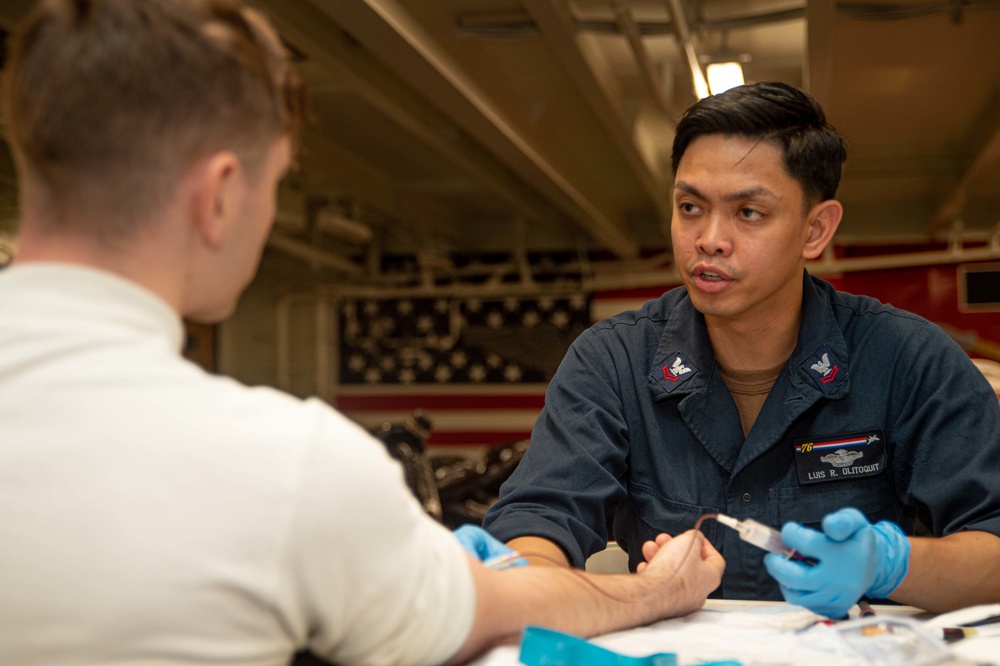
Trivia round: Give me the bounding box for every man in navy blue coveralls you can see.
[483,82,1000,617]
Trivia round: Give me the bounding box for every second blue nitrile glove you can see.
[763,507,910,618]
[452,524,527,568]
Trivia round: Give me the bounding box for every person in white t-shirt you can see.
[0,1,724,664]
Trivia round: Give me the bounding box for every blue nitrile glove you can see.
[763,507,910,618]
[453,524,527,568]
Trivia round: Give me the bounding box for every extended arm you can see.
[892,530,1000,613]
[762,324,1000,616]
[446,530,724,665]
[483,328,637,567]
[765,509,1000,617]
[884,325,1000,611]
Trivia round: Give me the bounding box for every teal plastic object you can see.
[518,626,743,666]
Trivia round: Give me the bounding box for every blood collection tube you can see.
[714,514,817,564]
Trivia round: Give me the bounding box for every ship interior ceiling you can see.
[1,0,1000,291]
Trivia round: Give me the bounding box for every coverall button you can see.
[742,492,752,502]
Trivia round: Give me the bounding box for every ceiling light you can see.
[707,62,745,96]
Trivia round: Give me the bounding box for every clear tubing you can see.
[715,514,811,561]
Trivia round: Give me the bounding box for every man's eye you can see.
[740,207,763,221]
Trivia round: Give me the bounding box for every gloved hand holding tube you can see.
[763,507,910,618]
[453,524,528,569]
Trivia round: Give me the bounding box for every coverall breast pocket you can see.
[772,474,894,530]
[618,482,720,570]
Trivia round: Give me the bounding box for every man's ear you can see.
[802,199,843,260]
[192,151,242,250]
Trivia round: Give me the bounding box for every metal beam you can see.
[266,230,365,276]
[306,0,640,258]
[454,7,807,38]
[664,0,710,99]
[609,0,674,117]
[523,0,673,224]
[929,109,1000,235]
[805,0,836,105]
[255,0,570,236]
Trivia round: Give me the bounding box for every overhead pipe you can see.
[312,281,592,302]
[807,243,1000,275]
[455,6,806,38]
[589,242,1000,292]
[275,293,315,392]
[664,0,710,99]
[267,231,365,276]
[315,297,333,400]
[276,238,1000,299]
[929,115,1000,235]
[514,216,536,287]
[610,0,674,115]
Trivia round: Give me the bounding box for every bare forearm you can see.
[481,561,688,633]
[891,531,1000,613]
[448,531,723,665]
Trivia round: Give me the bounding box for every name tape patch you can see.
[793,430,886,485]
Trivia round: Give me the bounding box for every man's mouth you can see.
[699,271,724,281]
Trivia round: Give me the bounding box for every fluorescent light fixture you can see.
[707,62,745,95]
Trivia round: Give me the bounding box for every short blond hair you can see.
[2,0,304,237]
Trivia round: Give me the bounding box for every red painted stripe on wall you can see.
[334,392,546,411]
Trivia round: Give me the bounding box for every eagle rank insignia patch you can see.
[803,345,845,395]
[651,352,697,394]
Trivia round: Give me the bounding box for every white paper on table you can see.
[464,605,960,666]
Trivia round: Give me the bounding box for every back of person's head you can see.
[671,82,846,206]
[2,0,304,238]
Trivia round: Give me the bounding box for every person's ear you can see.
[192,151,242,250]
[802,199,842,260]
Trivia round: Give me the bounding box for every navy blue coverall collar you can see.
[645,271,853,476]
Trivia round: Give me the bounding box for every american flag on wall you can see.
[332,292,595,447]
[331,267,1000,446]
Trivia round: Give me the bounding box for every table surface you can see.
[468,599,1000,665]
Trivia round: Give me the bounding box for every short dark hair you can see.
[671,82,847,205]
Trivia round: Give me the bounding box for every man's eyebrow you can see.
[674,181,777,202]
[723,186,777,202]
[674,181,706,199]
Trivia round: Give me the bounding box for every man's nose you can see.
[695,215,732,256]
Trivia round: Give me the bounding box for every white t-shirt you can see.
[0,263,475,666]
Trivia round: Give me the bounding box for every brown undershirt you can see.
[718,360,786,437]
